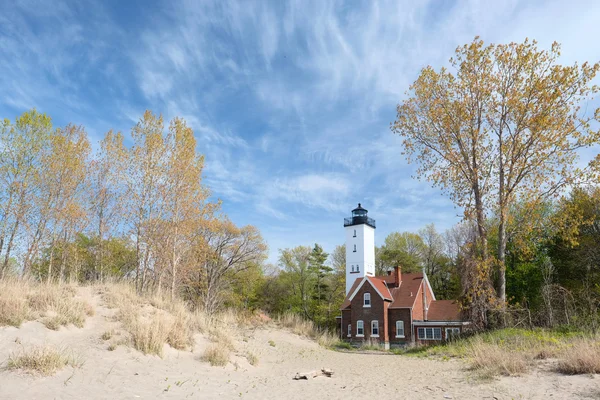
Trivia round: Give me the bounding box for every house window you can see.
[353,244,357,252]
[417,327,442,340]
[363,293,371,307]
[353,229,356,237]
[395,321,405,338]
[347,324,352,337]
[445,327,460,340]
[356,320,364,336]
[371,320,379,337]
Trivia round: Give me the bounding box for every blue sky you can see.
[2,0,600,263]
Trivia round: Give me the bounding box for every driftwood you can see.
[294,368,334,380]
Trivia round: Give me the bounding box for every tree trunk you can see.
[2,218,20,275]
[47,241,55,285]
[497,134,507,304]
[171,226,178,301]
[497,215,507,303]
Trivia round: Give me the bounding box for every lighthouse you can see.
[344,203,376,294]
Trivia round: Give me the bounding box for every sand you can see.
[0,288,598,400]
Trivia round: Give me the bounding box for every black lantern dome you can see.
[344,203,376,228]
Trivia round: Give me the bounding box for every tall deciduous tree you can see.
[126,111,166,293]
[392,37,600,304]
[162,117,217,300]
[0,110,52,277]
[25,124,90,282]
[88,130,127,282]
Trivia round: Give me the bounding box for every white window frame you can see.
[395,320,405,338]
[356,320,364,337]
[371,320,379,337]
[417,327,442,340]
[353,229,357,237]
[445,327,460,340]
[353,244,357,252]
[347,324,352,337]
[363,293,371,307]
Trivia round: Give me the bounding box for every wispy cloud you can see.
[2,0,600,263]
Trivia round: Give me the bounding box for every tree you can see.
[392,37,600,304]
[0,110,52,277]
[24,123,90,282]
[189,219,267,314]
[308,243,330,326]
[126,111,166,293]
[88,130,127,282]
[278,246,313,319]
[162,117,215,300]
[377,232,425,273]
[419,224,458,298]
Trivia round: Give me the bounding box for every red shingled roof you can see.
[341,273,425,310]
[426,300,462,321]
[340,276,392,309]
[389,272,424,308]
[366,276,392,300]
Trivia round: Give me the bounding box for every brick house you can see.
[338,204,468,348]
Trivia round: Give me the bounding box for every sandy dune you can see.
[0,288,598,400]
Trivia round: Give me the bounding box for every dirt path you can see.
[0,288,598,399]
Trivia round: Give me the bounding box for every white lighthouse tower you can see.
[344,203,376,294]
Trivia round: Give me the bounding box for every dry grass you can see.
[246,351,259,366]
[278,313,316,337]
[404,328,600,378]
[6,345,80,376]
[277,312,341,348]
[556,339,600,374]
[0,278,94,329]
[468,339,529,378]
[201,343,230,366]
[166,309,194,350]
[209,328,235,350]
[101,284,210,355]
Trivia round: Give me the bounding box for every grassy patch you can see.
[556,339,600,374]
[334,341,353,350]
[201,343,230,366]
[166,310,194,350]
[246,351,259,366]
[0,278,94,329]
[468,339,529,377]
[128,313,170,356]
[276,312,340,348]
[6,345,80,376]
[391,328,599,378]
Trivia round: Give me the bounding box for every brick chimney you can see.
[394,266,401,287]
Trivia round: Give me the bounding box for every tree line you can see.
[0,110,267,313]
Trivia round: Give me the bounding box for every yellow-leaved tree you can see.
[392,38,600,310]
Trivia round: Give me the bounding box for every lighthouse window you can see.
[353,229,356,237]
[353,244,356,252]
[351,265,354,272]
